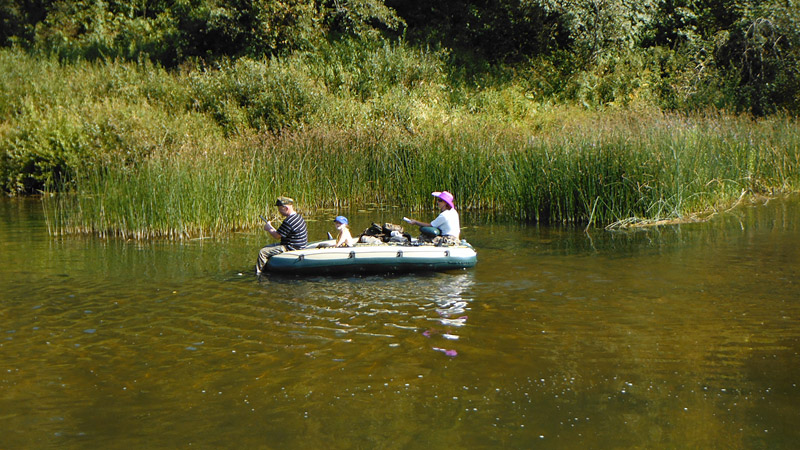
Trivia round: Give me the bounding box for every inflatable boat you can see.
[264,240,477,274]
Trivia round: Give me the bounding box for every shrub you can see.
[189,57,324,134]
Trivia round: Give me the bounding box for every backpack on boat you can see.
[358,222,411,244]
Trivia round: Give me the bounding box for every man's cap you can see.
[432,191,455,208]
[334,216,348,225]
[275,196,294,206]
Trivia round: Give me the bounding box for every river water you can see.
[1,197,798,449]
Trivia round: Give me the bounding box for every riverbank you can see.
[1,49,798,238]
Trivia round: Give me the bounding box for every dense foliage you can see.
[1,0,401,63]
[1,0,798,115]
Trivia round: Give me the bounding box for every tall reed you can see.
[46,112,800,238]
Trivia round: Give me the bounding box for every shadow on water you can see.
[0,195,798,448]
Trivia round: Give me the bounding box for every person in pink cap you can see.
[404,191,460,242]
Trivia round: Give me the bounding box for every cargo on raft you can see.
[263,240,478,275]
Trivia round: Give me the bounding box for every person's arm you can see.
[264,221,281,240]
[405,217,432,227]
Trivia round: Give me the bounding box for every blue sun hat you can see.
[334,216,348,225]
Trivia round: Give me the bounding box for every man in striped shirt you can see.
[256,196,308,274]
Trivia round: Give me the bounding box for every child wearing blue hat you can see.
[334,216,356,247]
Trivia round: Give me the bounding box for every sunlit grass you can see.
[44,111,800,238]
[2,48,798,238]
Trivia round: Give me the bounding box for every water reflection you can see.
[250,272,475,360]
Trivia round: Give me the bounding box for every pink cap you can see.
[432,191,455,208]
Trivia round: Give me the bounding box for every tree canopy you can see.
[1,0,798,114]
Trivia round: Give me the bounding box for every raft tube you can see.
[265,241,477,274]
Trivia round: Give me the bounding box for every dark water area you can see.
[1,197,799,449]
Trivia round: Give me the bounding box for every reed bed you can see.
[44,112,800,238]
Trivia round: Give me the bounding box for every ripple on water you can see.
[2,197,800,448]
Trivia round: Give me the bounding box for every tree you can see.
[725,1,800,114]
[386,0,570,63]
[1,0,50,46]
[20,0,402,65]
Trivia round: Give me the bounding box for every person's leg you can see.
[256,244,287,273]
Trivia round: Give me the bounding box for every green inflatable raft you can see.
[264,240,477,274]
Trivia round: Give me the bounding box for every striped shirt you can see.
[277,213,308,250]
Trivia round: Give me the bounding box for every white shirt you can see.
[431,208,460,238]
[336,225,357,247]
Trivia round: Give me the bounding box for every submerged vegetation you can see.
[1,1,800,237]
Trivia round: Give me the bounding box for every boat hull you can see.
[265,242,477,274]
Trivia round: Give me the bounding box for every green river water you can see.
[1,196,798,449]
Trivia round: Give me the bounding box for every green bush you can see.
[188,57,324,134]
[1,111,87,193]
[308,39,445,100]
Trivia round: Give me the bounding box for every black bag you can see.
[363,223,384,236]
[359,222,411,243]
